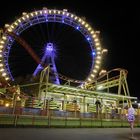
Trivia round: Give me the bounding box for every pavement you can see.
[0,128,140,140]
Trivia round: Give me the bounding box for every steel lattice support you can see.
[38,65,50,109]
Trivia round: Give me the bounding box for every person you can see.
[111,105,116,119]
[95,100,101,118]
[95,100,101,111]
[127,104,137,139]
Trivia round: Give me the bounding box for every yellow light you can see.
[95,65,99,69]
[97,51,101,55]
[58,11,61,14]
[35,11,38,15]
[22,17,25,20]
[18,19,21,23]
[0,45,3,49]
[0,54,2,57]
[96,42,100,46]
[5,24,9,28]
[0,68,4,72]
[40,11,43,14]
[48,10,52,14]
[14,22,18,26]
[22,12,27,16]
[26,14,29,18]
[88,27,91,31]
[11,25,15,29]
[30,13,34,16]
[2,72,7,76]
[97,85,103,90]
[102,49,108,54]
[74,16,77,20]
[99,69,107,75]
[17,96,21,101]
[85,24,89,28]
[78,18,82,22]
[2,36,7,40]
[97,47,101,51]
[94,38,98,42]
[0,41,4,44]
[96,60,101,64]
[97,55,101,59]
[90,31,94,34]
[53,10,56,14]
[88,78,91,81]
[93,69,97,73]
[92,34,96,38]
[5,77,9,81]
[70,14,74,18]
[91,74,95,78]
[0,63,3,67]
[63,11,65,15]
[5,103,10,107]
[82,21,85,25]
[7,28,12,32]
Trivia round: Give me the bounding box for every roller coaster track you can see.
[85,68,130,97]
[0,67,137,102]
[38,66,135,102]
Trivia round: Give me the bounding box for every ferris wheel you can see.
[0,8,103,86]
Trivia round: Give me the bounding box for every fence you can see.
[0,107,140,128]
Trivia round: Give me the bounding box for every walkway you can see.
[0,128,140,140]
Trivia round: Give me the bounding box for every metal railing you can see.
[0,107,140,128]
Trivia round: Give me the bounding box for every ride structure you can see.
[33,42,60,85]
[0,8,103,84]
[0,8,137,114]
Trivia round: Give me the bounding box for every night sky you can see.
[0,0,139,98]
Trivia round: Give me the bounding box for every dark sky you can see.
[0,0,140,98]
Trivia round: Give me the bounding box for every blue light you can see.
[92,51,96,56]
[87,37,90,41]
[76,26,79,30]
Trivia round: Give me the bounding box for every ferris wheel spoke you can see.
[38,21,47,44]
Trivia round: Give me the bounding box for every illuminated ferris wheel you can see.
[0,8,103,86]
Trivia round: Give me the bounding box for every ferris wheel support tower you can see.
[33,43,60,85]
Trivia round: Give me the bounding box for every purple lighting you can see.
[46,43,53,52]
[92,51,96,56]
[3,9,100,82]
[76,26,79,30]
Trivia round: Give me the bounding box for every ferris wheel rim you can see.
[0,8,103,85]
